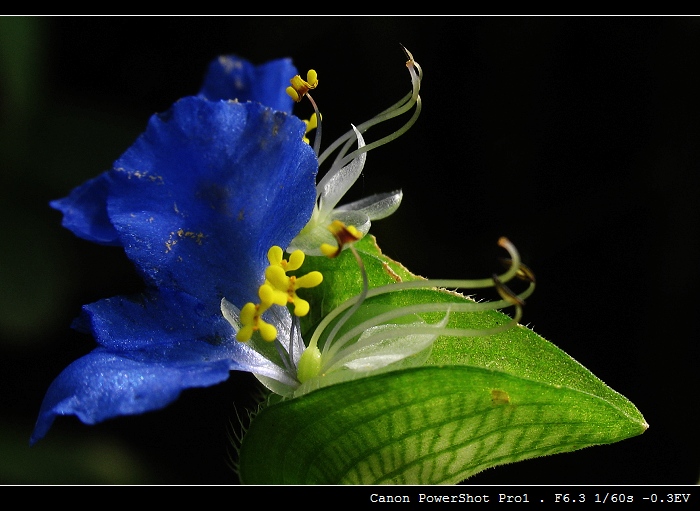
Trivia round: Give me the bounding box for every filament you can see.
[321,281,531,372]
[305,93,323,157]
[308,237,527,358]
[315,48,422,193]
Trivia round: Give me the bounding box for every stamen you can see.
[302,113,320,145]
[287,69,322,156]
[324,312,450,375]
[264,246,323,316]
[274,338,295,375]
[286,69,318,102]
[320,219,362,258]
[493,274,525,307]
[287,49,419,256]
[500,258,536,284]
[308,237,535,372]
[267,245,304,272]
[320,241,369,361]
[235,284,278,342]
[316,45,421,177]
[298,221,367,382]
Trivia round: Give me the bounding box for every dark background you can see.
[1,16,698,485]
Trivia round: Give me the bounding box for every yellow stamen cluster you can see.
[236,246,323,342]
[320,220,363,258]
[265,246,323,317]
[286,69,318,102]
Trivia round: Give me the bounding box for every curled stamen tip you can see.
[400,44,415,65]
[516,262,536,284]
[493,274,525,307]
[499,258,536,284]
[497,236,512,249]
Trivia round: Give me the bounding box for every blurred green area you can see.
[0,17,137,343]
[0,424,162,484]
[0,16,163,484]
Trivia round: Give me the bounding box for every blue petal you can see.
[74,288,232,351]
[30,341,244,445]
[31,287,268,443]
[51,55,299,247]
[108,97,317,308]
[49,172,120,245]
[198,55,297,114]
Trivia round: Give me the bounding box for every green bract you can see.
[236,236,647,484]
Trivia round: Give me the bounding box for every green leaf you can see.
[239,366,646,484]
[238,236,647,484]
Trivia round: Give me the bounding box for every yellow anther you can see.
[305,113,319,131]
[321,220,363,258]
[267,245,284,266]
[235,284,277,342]
[265,265,292,306]
[302,113,320,145]
[320,243,339,258]
[286,69,318,102]
[267,246,304,272]
[265,264,323,317]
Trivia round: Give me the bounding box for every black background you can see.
[1,16,698,485]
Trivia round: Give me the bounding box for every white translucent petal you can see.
[220,297,241,332]
[220,298,300,391]
[264,304,305,367]
[254,373,298,397]
[286,226,335,255]
[327,321,439,374]
[287,210,371,256]
[230,339,298,387]
[292,324,436,398]
[330,210,371,235]
[335,189,403,220]
[343,353,407,371]
[316,127,366,215]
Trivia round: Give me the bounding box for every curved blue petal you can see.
[51,55,299,248]
[30,341,244,445]
[74,288,232,351]
[32,287,273,443]
[108,97,317,308]
[37,60,319,445]
[49,172,120,245]
[198,55,297,114]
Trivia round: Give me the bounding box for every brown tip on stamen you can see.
[336,228,361,247]
[322,221,362,258]
[493,274,525,307]
[498,258,536,284]
[497,236,511,249]
[400,44,414,66]
[515,262,536,284]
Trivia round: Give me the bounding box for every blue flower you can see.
[34,49,427,445]
[51,55,298,247]
[32,56,318,445]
